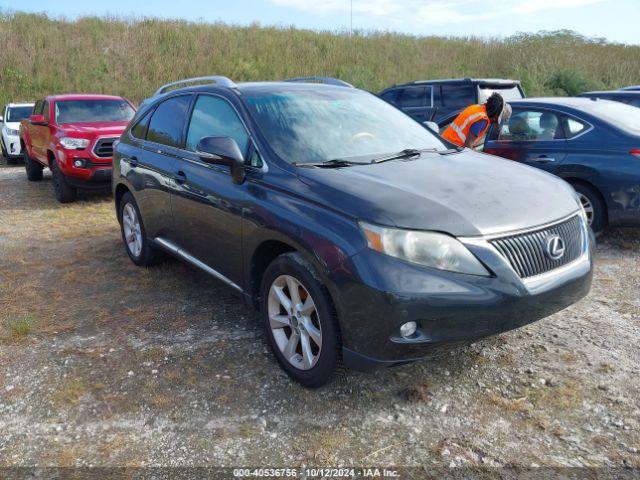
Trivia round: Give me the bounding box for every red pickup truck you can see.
[20,94,136,202]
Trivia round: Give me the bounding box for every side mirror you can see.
[423,121,440,133]
[196,136,246,184]
[29,114,47,126]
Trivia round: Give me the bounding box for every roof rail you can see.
[154,76,237,96]
[284,76,354,88]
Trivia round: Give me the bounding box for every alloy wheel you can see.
[122,203,143,258]
[267,274,322,370]
[578,192,594,226]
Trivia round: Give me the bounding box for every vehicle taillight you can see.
[631,149,640,159]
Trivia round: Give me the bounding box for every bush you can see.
[546,70,592,96]
[4,314,36,339]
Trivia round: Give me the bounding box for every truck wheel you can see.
[1,141,15,165]
[51,160,77,203]
[119,192,165,266]
[260,252,342,388]
[572,182,605,233]
[24,152,43,181]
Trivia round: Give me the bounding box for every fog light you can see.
[400,321,417,338]
[73,159,85,168]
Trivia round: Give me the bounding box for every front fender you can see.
[242,183,366,300]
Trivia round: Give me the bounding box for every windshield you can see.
[588,100,640,135]
[6,106,33,122]
[242,87,447,164]
[479,86,523,103]
[55,100,135,124]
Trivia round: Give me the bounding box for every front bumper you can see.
[2,133,22,157]
[333,222,594,370]
[55,148,112,189]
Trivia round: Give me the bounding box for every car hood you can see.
[60,122,129,135]
[296,150,579,237]
[4,122,21,131]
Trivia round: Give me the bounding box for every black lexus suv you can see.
[113,75,593,387]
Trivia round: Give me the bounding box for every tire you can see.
[51,160,77,203]
[24,150,43,181]
[2,141,16,165]
[0,140,5,159]
[260,252,342,388]
[572,182,605,233]
[119,192,165,267]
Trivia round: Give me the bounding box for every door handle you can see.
[172,170,187,183]
[530,156,556,163]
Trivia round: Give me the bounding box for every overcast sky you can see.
[2,0,639,44]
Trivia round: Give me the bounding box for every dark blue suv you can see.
[379,78,525,124]
[113,76,592,387]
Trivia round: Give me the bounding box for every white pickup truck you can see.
[1,102,34,164]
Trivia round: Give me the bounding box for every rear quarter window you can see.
[146,95,192,148]
[565,117,589,138]
[130,110,153,139]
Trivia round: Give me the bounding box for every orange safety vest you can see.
[442,104,490,147]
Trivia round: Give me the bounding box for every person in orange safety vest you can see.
[442,93,512,149]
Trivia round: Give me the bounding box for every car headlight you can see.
[4,127,19,136]
[360,222,490,276]
[60,137,90,149]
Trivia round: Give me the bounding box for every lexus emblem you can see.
[545,234,565,260]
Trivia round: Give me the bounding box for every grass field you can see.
[0,12,639,107]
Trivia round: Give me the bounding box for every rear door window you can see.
[146,95,193,148]
[495,109,565,141]
[396,87,432,108]
[440,84,475,108]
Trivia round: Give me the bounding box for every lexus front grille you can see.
[490,215,584,278]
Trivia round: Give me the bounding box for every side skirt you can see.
[153,237,253,307]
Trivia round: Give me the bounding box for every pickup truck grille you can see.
[93,137,118,158]
[490,215,583,279]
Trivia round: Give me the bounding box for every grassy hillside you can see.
[1,12,639,108]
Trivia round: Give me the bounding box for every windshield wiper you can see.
[293,147,462,169]
[292,158,368,168]
[368,148,422,164]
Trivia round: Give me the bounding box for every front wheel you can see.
[260,252,342,388]
[51,160,77,203]
[572,182,605,233]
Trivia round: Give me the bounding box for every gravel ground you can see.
[0,162,639,472]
